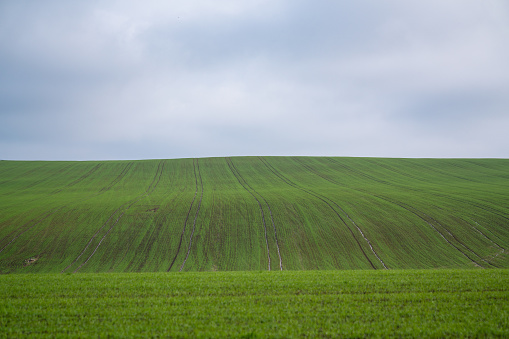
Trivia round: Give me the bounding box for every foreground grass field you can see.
[1,269,507,337]
[1,156,508,272]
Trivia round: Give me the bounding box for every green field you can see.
[1,269,508,337]
[1,157,508,337]
[0,156,508,273]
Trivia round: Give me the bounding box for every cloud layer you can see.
[1,0,508,160]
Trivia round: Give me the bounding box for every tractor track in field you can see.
[167,159,200,272]
[464,159,509,179]
[470,221,505,267]
[371,159,506,199]
[445,196,509,225]
[329,158,509,222]
[325,157,427,198]
[371,158,497,189]
[318,158,497,268]
[0,209,62,254]
[293,158,388,269]
[0,162,21,177]
[100,162,134,192]
[52,164,103,194]
[61,204,128,273]
[0,163,54,192]
[179,159,204,272]
[327,158,509,243]
[228,158,283,271]
[327,158,460,197]
[404,160,490,186]
[421,212,498,268]
[318,159,491,267]
[374,196,487,268]
[226,158,273,271]
[471,221,505,260]
[64,160,166,273]
[15,164,75,191]
[366,159,437,185]
[124,189,187,272]
[259,157,376,270]
[1,163,75,198]
[1,162,136,258]
[326,158,392,186]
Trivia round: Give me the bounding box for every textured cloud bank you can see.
[1,0,508,160]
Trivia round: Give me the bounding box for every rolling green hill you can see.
[0,156,508,273]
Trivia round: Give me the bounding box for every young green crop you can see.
[0,157,508,273]
[0,269,508,337]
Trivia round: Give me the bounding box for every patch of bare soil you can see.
[24,256,39,266]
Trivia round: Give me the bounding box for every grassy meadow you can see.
[1,269,508,337]
[0,156,508,273]
[1,157,508,336]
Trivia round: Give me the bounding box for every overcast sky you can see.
[1,1,508,160]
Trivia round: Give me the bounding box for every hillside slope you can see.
[0,157,508,273]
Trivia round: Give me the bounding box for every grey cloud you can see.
[1,0,508,160]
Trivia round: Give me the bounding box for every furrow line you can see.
[61,205,125,272]
[0,161,21,177]
[10,163,75,194]
[329,158,509,225]
[100,162,134,192]
[373,159,505,200]
[472,222,506,261]
[451,198,509,225]
[0,208,63,254]
[226,158,271,271]
[73,211,126,273]
[0,163,53,188]
[375,196,484,268]
[118,175,185,273]
[422,213,498,268]
[167,159,198,272]
[326,158,392,186]
[230,159,283,270]
[294,158,388,269]
[146,160,165,195]
[369,159,433,185]
[325,158,495,268]
[343,213,387,269]
[471,221,505,254]
[52,164,104,194]
[259,157,376,269]
[179,159,204,272]
[3,161,160,261]
[2,163,135,256]
[70,161,165,273]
